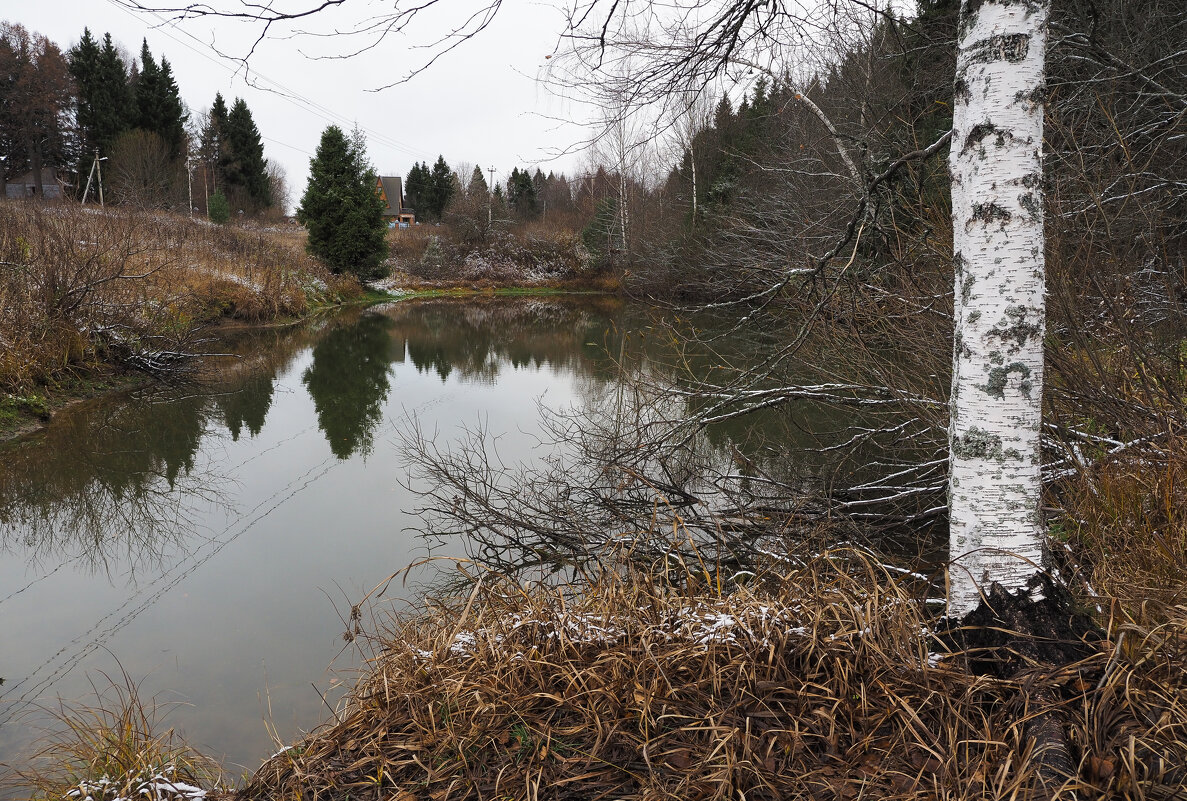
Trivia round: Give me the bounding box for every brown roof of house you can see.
[377,176,404,217]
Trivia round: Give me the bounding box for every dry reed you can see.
[240,552,1187,801]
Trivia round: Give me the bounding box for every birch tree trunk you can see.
[948,0,1050,618]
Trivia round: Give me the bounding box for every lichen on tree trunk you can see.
[948,0,1050,618]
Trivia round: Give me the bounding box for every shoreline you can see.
[0,284,614,445]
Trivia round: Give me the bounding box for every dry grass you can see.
[0,200,358,394]
[385,219,609,287]
[239,553,1187,801]
[8,674,229,801]
[1059,441,1187,616]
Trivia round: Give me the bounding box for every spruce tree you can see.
[133,40,162,133]
[156,57,188,159]
[404,161,430,217]
[468,164,488,198]
[132,40,187,160]
[197,93,228,192]
[208,189,230,223]
[297,125,388,278]
[508,166,537,217]
[93,34,131,155]
[419,155,454,221]
[67,28,101,170]
[222,97,270,211]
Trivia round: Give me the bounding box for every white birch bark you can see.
[948,0,1050,618]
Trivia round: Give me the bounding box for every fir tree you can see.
[404,161,430,217]
[297,125,388,278]
[222,97,270,211]
[507,166,537,217]
[155,57,187,159]
[67,29,100,169]
[424,154,454,221]
[93,34,131,154]
[197,92,228,192]
[208,189,230,223]
[132,40,187,159]
[468,164,488,198]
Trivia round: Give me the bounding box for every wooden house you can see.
[376,176,415,226]
[5,167,65,199]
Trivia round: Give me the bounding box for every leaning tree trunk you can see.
[948,0,1050,618]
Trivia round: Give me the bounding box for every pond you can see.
[0,297,939,789]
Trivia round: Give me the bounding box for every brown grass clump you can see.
[9,674,228,801]
[240,554,1187,800]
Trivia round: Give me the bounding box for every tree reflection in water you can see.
[0,388,223,573]
[302,314,398,459]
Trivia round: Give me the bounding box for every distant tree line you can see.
[0,21,275,217]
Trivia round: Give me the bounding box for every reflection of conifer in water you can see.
[302,314,397,459]
[218,372,276,441]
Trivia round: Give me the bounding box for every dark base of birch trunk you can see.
[939,577,1102,799]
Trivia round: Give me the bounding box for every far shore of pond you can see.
[0,283,614,445]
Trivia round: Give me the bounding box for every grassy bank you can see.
[0,201,363,439]
[382,221,620,292]
[13,553,1185,800]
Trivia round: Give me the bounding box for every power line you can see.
[100,0,435,164]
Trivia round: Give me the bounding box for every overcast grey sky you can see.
[5,0,589,210]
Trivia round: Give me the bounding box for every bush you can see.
[207,191,230,224]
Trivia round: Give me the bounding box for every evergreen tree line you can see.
[0,21,272,215]
[402,155,577,225]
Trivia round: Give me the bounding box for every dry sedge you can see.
[8,673,229,801]
[236,552,1186,801]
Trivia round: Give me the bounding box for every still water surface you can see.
[0,296,919,787]
[0,298,635,781]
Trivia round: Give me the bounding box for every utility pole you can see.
[95,149,106,208]
[187,158,194,217]
[487,165,496,225]
[82,149,106,207]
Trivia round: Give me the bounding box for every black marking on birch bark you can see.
[954,77,972,105]
[970,202,1012,227]
[962,122,1012,155]
[966,33,1032,65]
[960,273,975,304]
[967,309,982,324]
[952,426,1006,461]
[980,362,1033,399]
[1014,85,1046,105]
[959,0,1044,38]
[1018,191,1041,219]
[1019,171,1041,188]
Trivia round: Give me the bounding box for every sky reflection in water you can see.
[0,298,619,779]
